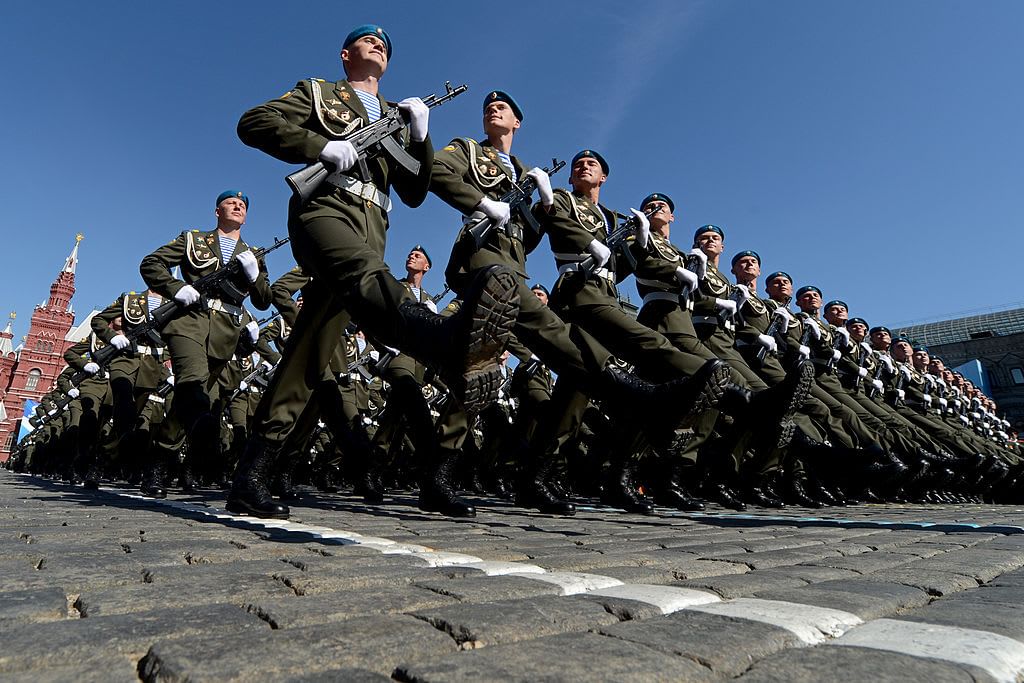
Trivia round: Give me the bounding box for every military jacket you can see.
[271,266,310,327]
[734,289,774,344]
[255,317,289,366]
[237,78,432,252]
[140,229,272,361]
[91,291,168,389]
[630,232,695,312]
[432,137,536,279]
[62,335,111,395]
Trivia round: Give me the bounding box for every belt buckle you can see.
[359,182,377,204]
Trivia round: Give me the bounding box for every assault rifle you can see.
[68,237,290,387]
[286,81,468,204]
[577,205,663,276]
[431,285,451,304]
[754,311,788,365]
[225,361,276,405]
[467,159,565,248]
[825,328,851,371]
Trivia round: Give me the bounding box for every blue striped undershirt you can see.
[495,151,517,181]
[218,235,238,264]
[147,294,162,316]
[354,89,381,123]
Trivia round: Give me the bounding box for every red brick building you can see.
[0,236,84,459]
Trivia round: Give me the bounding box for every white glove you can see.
[687,248,708,279]
[320,139,359,171]
[970,411,981,420]
[67,388,80,399]
[239,381,249,391]
[174,285,200,306]
[424,299,438,314]
[236,250,260,283]
[630,208,650,248]
[923,393,933,406]
[857,366,868,378]
[871,379,884,392]
[259,360,274,372]
[953,399,961,410]
[757,334,777,353]
[960,415,970,426]
[586,239,611,268]
[110,334,131,350]
[797,344,811,361]
[369,349,380,361]
[802,319,822,340]
[675,266,698,293]
[166,374,175,386]
[900,365,912,381]
[771,307,793,332]
[397,97,429,142]
[939,397,948,409]
[525,168,554,207]
[734,285,751,305]
[831,349,842,362]
[878,354,894,372]
[715,298,737,319]
[859,341,873,356]
[896,389,906,401]
[47,409,57,417]
[936,377,947,389]
[245,321,260,343]
[84,362,100,375]
[834,326,851,349]
[476,197,511,228]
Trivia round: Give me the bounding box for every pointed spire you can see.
[2,312,13,336]
[62,233,84,275]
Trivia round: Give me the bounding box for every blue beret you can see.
[530,283,550,296]
[572,149,609,175]
[410,244,431,267]
[216,190,248,209]
[869,326,891,336]
[693,224,724,243]
[825,300,848,311]
[846,317,868,328]
[343,24,392,59]
[912,342,929,353]
[795,285,822,299]
[891,334,913,347]
[483,90,523,121]
[765,271,792,284]
[731,250,760,267]
[641,193,674,212]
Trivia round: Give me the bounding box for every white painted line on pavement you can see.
[508,571,623,595]
[411,551,485,567]
[687,598,863,644]
[833,618,1024,683]
[585,584,722,614]
[448,561,546,576]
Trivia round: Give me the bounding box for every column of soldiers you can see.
[6,24,1021,520]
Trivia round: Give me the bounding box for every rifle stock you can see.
[467,158,565,248]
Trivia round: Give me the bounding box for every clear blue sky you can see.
[2,1,1022,346]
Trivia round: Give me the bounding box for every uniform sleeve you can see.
[390,135,434,209]
[271,267,310,326]
[237,80,328,164]
[62,339,92,371]
[91,298,124,344]
[247,253,273,311]
[430,140,486,212]
[540,191,597,256]
[140,233,189,299]
[255,322,282,365]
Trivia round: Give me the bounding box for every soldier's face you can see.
[731,255,760,281]
[532,288,549,305]
[871,330,891,350]
[824,305,847,326]
[765,277,792,300]
[643,200,673,229]
[215,198,247,227]
[848,321,867,341]
[483,102,520,136]
[341,35,388,75]
[930,359,945,374]
[406,250,429,275]
[695,232,723,258]
[891,342,912,361]
[797,291,821,312]
[570,157,605,190]
[912,350,929,370]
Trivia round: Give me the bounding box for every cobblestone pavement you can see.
[4,470,1024,682]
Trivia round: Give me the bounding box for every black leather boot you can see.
[651,464,705,512]
[226,437,290,518]
[516,454,576,516]
[140,450,169,499]
[600,459,655,515]
[418,449,476,517]
[352,449,387,504]
[703,481,747,511]
[597,359,731,428]
[399,265,520,414]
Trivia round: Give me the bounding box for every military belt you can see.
[207,298,244,322]
[692,315,735,332]
[147,394,166,405]
[325,172,393,212]
[134,344,163,357]
[557,263,614,283]
[641,291,693,310]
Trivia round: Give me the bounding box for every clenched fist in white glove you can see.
[174,285,200,306]
[733,284,751,305]
[772,306,793,332]
[525,168,553,207]
[715,298,737,319]
[398,97,429,142]
[878,354,894,373]
[687,248,707,279]
[320,139,359,172]
[84,362,100,375]
[239,381,249,392]
[896,389,906,401]
[834,326,851,349]
[476,197,511,228]
[236,250,260,283]
[757,334,778,353]
[857,366,869,378]
[110,334,131,350]
[245,321,259,343]
[587,239,611,268]
[675,266,698,293]
[872,379,884,392]
[630,208,650,248]
[259,360,274,373]
[802,319,822,340]
[68,388,80,399]
[831,349,842,362]
[798,344,811,362]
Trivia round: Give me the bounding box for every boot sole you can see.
[451,266,521,414]
[225,498,290,519]
[680,361,732,428]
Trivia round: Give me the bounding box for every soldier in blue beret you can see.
[216,190,249,209]
[641,192,674,213]
[483,90,524,122]
[231,24,521,519]
[731,250,759,268]
[571,149,609,175]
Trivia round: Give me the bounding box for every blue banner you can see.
[953,359,991,397]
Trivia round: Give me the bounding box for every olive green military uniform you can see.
[237,77,432,448]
